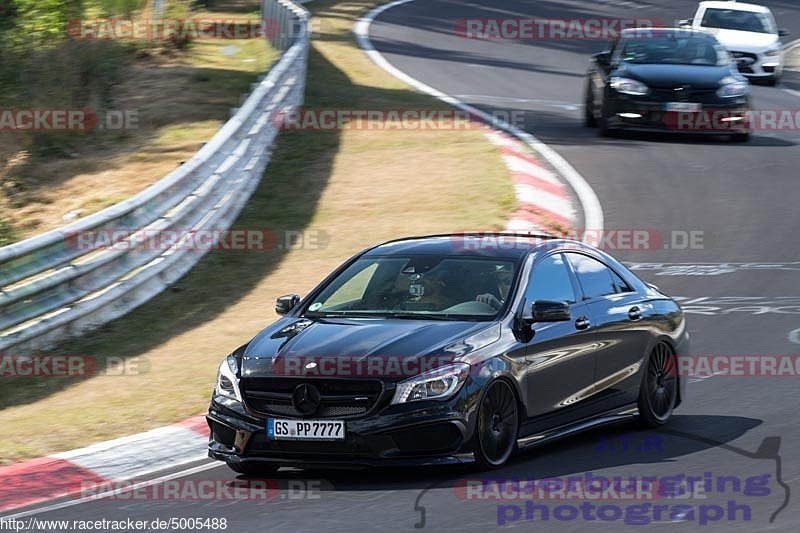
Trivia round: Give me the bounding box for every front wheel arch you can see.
[584,78,598,128]
[471,377,522,470]
[637,342,678,428]
[643,335,682,406]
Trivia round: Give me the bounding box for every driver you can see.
[475,265,513,310]
[407,268,458,310]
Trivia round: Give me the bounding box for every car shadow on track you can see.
[601,129,798,147]
[241,414,788,527]
[241,414,763,487]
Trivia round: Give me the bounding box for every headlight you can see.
[216,355,243,402]
[765,48,781,57]
[391,363,470,404]
[609,77,649,96]
[717,77,750,98]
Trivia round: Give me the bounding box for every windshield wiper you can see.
[304,311,372,319]
[383,313,461,321]
[305,311,475,321]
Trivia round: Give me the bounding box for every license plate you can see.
[267,419,345,441]
[665,102,702,112]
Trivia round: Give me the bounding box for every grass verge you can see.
[0,2,276,239]
[0,0,515,464]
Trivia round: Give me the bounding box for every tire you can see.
[597,106,615,137]
[473,379,519,470]
[637,343,678,428]
[598,118,615,137]
[584,84,597,128]
[732,132,750,143]
[765,75,779,87]
[226,461,279,477]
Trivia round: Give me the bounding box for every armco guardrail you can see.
[0,0,310,354]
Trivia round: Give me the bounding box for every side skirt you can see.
[516,405,639,452]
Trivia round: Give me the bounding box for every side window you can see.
[700,9,714,28]
[611,269,633,293]
[566,253,617,299]
[524,254,576,304]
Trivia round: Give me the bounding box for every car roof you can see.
[698,1,770,14]
[362,234,595,260]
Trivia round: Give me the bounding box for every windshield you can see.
[620,37,729,66]
[303,255,519,321]
[701,8,776,34]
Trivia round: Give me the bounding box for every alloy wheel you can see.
[477,380,519,468]
[645,343,678,422]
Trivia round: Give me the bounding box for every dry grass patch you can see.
[0,0,515,463]
[0,5,275,239]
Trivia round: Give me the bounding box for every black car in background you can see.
[584,28,751,141]
[207,234,689,473]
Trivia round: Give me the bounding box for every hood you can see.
[703,28,779,51]
[240,317,496,379]
[617,63,730,89]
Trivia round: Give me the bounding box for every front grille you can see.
[731,51,758,60]
[650,87,718,101]
[731,51,758,74]
[241,377,384,418]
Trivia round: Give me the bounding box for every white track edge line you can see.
[353,0,604,233]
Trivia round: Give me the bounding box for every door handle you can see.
[628,306,642,321]
[575,316,591,330]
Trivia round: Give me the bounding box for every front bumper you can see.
[206,386,477,468]
[731,50,783,78]
[605,92,751,134]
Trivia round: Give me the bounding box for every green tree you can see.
[9,0,82,48]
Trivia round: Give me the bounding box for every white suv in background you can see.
[688,1,789,85]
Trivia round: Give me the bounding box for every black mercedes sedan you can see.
[584,28,751,141]
[206,234,689,473]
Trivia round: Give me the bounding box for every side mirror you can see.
[678,18,693,28]
[593,51,611,67]
[779,29,790,37]
[275,294,300,315]
[530,300,571,322]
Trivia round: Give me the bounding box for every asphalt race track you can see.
[14,1,800,531]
